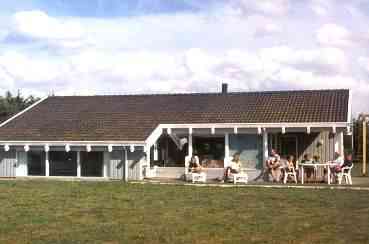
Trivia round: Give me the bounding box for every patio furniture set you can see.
[283,161,354,185]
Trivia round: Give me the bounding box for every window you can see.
[28,151,45,176]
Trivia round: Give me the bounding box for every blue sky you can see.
[0,0,211,17]
[0,0,369,113]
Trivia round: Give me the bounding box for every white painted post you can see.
[154,144,158,161]
[334,133,339,153]
[103,151,109,178]
[124,147,128,182]
[45,151,50,177]
[263,129,268,164]
[339,131,344,157]
[146,145,151,168]
[224,133,230,168]
[188,128,193,157]
[77,151,81,177]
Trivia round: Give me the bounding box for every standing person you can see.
[223,152,242,182]
[266,149,282,182]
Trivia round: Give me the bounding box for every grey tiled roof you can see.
[0,89,349,141]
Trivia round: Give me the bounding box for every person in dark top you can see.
[335,153,353,173]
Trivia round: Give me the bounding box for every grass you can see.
[0,181,368,244]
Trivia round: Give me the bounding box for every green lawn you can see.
[0,181,368,244]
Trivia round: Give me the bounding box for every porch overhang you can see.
[145,122,350,147]
[0,141,146,152]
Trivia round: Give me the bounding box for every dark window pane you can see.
[81,152,103,177]
[50,151,77,176]
[28,151,45,176]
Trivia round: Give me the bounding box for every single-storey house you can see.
[0,85,351,181]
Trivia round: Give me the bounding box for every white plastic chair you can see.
[337,164,354,185]
[184,155,206,183]
[282,166,297,184]
[190,172,207,183]
[232,172,248,184]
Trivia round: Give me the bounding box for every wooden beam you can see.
[224,133,230,168]
[45,150,49,177]
[263,129,268,164]
[363,120,367,176]
[77,151,81,177]
[188,131,193,157]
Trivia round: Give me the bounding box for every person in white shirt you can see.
[332,152,344,166]
[223,152,242,182]
[329,152,345,182]
[266,149,282,182]
[189,152,202,173]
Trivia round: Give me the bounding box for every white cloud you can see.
[235,0,290,16]
[11,10,87,49]
[317,23,352,47]
[310,0,335,16]
[0,51,70,83]
[13,10,84,40]
[0,4,369,113]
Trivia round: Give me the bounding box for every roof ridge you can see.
[51,88,350,98]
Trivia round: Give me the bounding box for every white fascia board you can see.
[158,122,349,129]
[348,89,352,123]
[145,125,163,146]
[144,122,349,144]
[0,141,145,147]
[0,97,49,128]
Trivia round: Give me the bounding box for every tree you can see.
[0,90,40,123]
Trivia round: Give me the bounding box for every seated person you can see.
[286,155,295,172]
[189,153,203,173]
[313,155,320,163]
[302,154,317,182]
[266,149,282,182]
[332,152,344,165]
[334,153,353,173]
[329,152,344,182]
[223,152,242,182]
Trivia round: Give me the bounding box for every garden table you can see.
[300,163,338,185]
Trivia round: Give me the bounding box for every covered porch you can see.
[144,123,349,181]
[0,143,146,181]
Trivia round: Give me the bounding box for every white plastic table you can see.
[300,163,338,185]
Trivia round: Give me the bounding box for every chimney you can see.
[221,83,228,94]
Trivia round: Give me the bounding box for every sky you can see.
[0,0,369,113]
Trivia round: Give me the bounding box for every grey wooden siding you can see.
[104,150,145,181]
[127,151,145,181]
[0,150,16,177]
[107,150,125,180]
[229,134,263,169]
[274,132,335,162]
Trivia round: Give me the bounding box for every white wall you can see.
[16,151,28,177]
